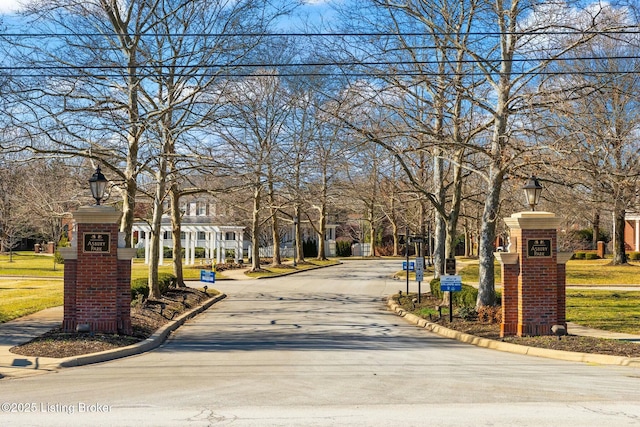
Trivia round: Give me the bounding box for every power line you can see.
[0,55,638,71]
[3,70,639,78]
[1,30,640,38]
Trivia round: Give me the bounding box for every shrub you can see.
[573,252,586,260]
[130,278,149,301]
[429,277,478,307]
[585,253,600,260]
[458,306,478,321]
[375,244,395,256]
[628,252,640,261]
[477,305,502,323]
[54,251,65,265]
[456,284,478,307]
[336,240,352,257]
[303,239,318,258]
[130,273,176,301]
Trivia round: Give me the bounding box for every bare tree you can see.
[542,27,640,264]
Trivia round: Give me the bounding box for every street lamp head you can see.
[523,175,543,211]
[88,166,108,205]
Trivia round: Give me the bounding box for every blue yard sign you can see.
[402,261,415,271]
[200,270,216,283]
[440,275,462,292]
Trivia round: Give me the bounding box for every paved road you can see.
[1,260,639,426]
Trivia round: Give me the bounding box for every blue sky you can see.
[0,0,335,17]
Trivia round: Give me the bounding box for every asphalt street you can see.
[1,260,639,426]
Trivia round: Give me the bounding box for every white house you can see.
[132,200,244,266]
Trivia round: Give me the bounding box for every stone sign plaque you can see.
[83,233,111,253]
[527,239,552,258]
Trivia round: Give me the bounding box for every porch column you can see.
[144,229,150,265]
[159,230,164,266]
[190,231,196,265]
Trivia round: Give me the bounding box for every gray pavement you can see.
[1,263,640,379]
[1,260,640,426]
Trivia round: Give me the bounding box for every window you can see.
[198,232,206,240]
[225,232,235,241]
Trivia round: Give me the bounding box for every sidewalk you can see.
[0,293,227,380]
[0,306,64,379]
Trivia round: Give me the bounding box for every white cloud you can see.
[0,0,22,14]
[303,0,331,4]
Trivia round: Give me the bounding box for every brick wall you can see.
[62,207,132,334]
[499,214,567,338]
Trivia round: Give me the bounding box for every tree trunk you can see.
[251,185,262,272]
[170,185,185,287]
[295,209,305,263]
[477,172,503,308]
[592,210,600,250]
[316,203,327,261]
[612,201,627,265]
[148,178,165,300]
[271,209,282,266]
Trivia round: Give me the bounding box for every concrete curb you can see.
[387,298,640,367]
[55,293,227,369]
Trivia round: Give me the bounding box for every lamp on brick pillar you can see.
[88,166,108,205]
[523,175,543,211]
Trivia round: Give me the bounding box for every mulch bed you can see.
[395,293,640,358]
[11,287,212,359]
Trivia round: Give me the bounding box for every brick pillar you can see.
[498,212,571,337]
[496,252,519,337]
[60,206,136,334]
[518,228,557,336]
[597,241,606,259]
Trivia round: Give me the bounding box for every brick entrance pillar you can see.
[496,212,572,337]
[59,206,137,334]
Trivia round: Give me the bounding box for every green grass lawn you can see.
[0,278,63,323]
[0,252,202,280]
[0,253,64,277]
[566,289,640,334]
[458,258,640,285]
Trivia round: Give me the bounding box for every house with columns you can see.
[132,199,245,266]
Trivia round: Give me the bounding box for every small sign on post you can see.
[440,275,462,292]
[402,261,415,271]
[445,258,456,275]
[200,270,216,283]
[440,275,462,322]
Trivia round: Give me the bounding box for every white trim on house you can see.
[132,221,244,266]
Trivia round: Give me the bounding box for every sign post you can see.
[415,256,424,302]
[440,275,462,323]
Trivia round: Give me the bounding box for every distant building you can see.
[624,213,640,252]
[132,198,244,265]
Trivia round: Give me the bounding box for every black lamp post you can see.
[89,166,108,205]
[523,175,543,211]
